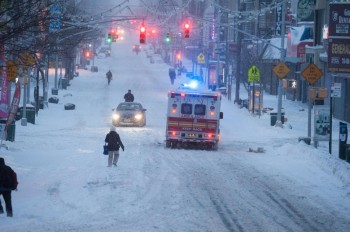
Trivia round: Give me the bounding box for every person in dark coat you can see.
[168,68,176,85]
[124,90,134,102]
[105,127,124,167]
[0,157,16,217]
[106,70,112,85]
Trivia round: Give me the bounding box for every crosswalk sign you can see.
[248,65,260,83]
[197,53,205,64]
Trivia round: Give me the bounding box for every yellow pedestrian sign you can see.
[273,61,290,79]
[197,53,205,64]
[248,65,260,83]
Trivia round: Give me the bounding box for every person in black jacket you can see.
[106,70,112,85]
[124,90,134,102]
[105,127,124,167]
[0,157,15,217]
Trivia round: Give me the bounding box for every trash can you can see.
[17,105,36,124]
[59,78,68,89]
[346,144,350,163]
[0,119,15,142]
[270,112,285,126]
[51,88,58,95]
[39,96,44,109]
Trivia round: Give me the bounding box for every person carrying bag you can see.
[104,126,124,167]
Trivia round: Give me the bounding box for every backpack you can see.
[12,171,18,190]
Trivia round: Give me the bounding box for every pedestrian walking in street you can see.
[106,70,112,85]
[124,90,134,102]
[105,127,124,167]
[169,68,176,85]
[0,157,18,217]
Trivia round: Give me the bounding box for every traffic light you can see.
[184,23,190,38]
[176,53,181,60]
[106,33,112,43]
[85,50,91,59]
[140,25,146,44]
[165,33,170,43]
[110,29,119,42]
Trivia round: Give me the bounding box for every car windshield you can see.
[117,103,142,110]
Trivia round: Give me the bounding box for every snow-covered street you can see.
[1,31,350,232]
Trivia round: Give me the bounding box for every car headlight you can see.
[134,114,143,120]
[113,114,120,120]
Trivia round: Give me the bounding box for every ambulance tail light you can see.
[213,93,220,101]
[180,93,185,97]
[210,106,215,116]
[171,103,177,113]
[169,131,178,136]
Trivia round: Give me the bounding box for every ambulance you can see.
[165,87,223,150]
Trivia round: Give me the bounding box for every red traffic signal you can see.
[85,51,91,59]
[140,25,146,44]
[184,23,190,38]
[176,53,181,60]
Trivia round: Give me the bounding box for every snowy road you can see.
[1,32,350,232]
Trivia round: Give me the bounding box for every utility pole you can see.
[275,0,286,127]
[235,8,243,104]
[216,8,221,91]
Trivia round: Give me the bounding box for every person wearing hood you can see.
[0,157,16,217]
[105,127,124,167]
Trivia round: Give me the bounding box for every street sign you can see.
[19,51,35,69]
[248,65,260,83]
[7,60,18,81]
[331,82,341,98]
[197,53,205,64]
[0,60,18,81]
[273,61,290,79]
[301,63,323,85]
[49,5,61,32]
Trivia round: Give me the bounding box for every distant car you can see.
[112,102,146,127]
[99,47,111,57]
[132,44,141,53]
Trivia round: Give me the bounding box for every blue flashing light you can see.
[183,80,199,89]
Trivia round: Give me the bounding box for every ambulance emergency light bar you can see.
[169,90,220,101]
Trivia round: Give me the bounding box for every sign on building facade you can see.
[328,3,350,73]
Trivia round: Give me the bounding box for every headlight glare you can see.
[134,114,143,120]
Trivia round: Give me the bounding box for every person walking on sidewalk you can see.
[0,157,17,217]
[105,127,124,167]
